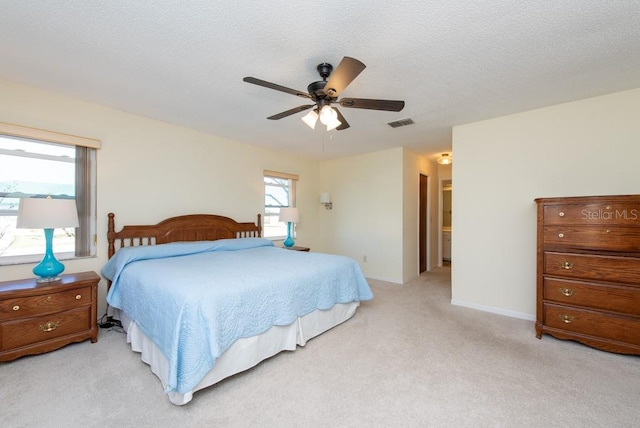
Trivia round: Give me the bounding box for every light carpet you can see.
[1,267,638,427]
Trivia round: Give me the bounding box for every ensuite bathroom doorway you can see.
[442,180,452,266]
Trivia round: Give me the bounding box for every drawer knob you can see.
[46,296,52,302]
[75,294,82,300]
[558,212,565,217]
[558,233,564,238]
[12,305,20,311]
[559,314,576,324]
[559,288,574,297]
[40,321,60,332]
[560,261,574,270]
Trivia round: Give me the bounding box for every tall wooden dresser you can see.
[535,195,640,355]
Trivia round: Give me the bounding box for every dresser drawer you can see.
[543,226,640,252]
[1,306,91,350]
[0,287,91,322]
[544,252,640,284]
[544,303,640,346]
[544,277,640,316]
[544,203,640,226]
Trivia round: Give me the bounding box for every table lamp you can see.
[278,207,299,248]
[17,196,79,282]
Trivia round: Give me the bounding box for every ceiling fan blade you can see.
[267,104,315,120]
[322,57,366,98]
[333,107,350,131]
[243,77,311,99]
[339,97,405,112]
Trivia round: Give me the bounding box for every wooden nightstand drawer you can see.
[0,287,91,321]
[0,271,100,362]
[1,306,91,350]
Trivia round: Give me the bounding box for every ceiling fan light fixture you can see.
[319,105,337,126]
[301,109,318,129]
[325,117,342,131]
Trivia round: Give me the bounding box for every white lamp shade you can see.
[301,109,318,129]
[325,116,342,131]
[319,105,337,125]
[278,207,299,223]
[320,193,331,203]
[17,198,79,229]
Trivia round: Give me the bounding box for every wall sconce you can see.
[437,153,452,165]
[320,192,333,210]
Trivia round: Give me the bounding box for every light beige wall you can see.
[452,88,640,319]
[318,147,437,283]
[0,79,320,314]
[318,147,404,283]
[403,148,439,281]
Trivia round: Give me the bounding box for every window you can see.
[263,170,298,239]
[0,122,99,265]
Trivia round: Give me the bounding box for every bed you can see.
[102,212,373,405]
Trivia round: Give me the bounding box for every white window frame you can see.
[0,122,99,266]
[263,170,298,239]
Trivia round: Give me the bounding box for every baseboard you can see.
[450,299,535,321]
[364,275,403,285]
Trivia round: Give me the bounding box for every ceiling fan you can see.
[243,57,405,131]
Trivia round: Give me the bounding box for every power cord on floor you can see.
[98,308,123,329]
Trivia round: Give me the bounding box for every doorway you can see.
[419,174,429,273]
[441,180,452,265]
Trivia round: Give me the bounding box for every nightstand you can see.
[0,271,100,362]
[283,246,310,252]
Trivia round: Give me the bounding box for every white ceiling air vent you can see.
[387,118,415,128]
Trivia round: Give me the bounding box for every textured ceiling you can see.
[1,1,639,161]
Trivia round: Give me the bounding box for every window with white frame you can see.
[0,123,98,265]
[263,170,298,239]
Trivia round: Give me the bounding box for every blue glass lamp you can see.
[278,207,300,248]
[17,197,79,283]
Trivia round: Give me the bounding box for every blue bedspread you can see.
[102,238,373,395]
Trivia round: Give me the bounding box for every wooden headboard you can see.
[107,212,262,259]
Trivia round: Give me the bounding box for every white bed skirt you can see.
[115,302,359,405]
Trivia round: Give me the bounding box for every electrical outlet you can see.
[363,255,367,262]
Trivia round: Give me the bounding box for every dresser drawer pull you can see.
[75,294,82,300]
[560,261,574,270]
[559,288,574,297]
[558,233,564,238]
[12,305,20,311]
[46,296,52,302]
[558,212,565,217]
[39,321,60,332]
[559,315,576,324]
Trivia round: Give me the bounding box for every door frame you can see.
[438,178,452,266]
[419,174,430,273]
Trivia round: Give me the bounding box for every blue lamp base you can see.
[283,221,295,248]
[33,228,65,283]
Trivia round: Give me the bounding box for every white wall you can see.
[452,88,640,319]
[318,147,437,284]
[0,79,320,315]
[318,147,404,282]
